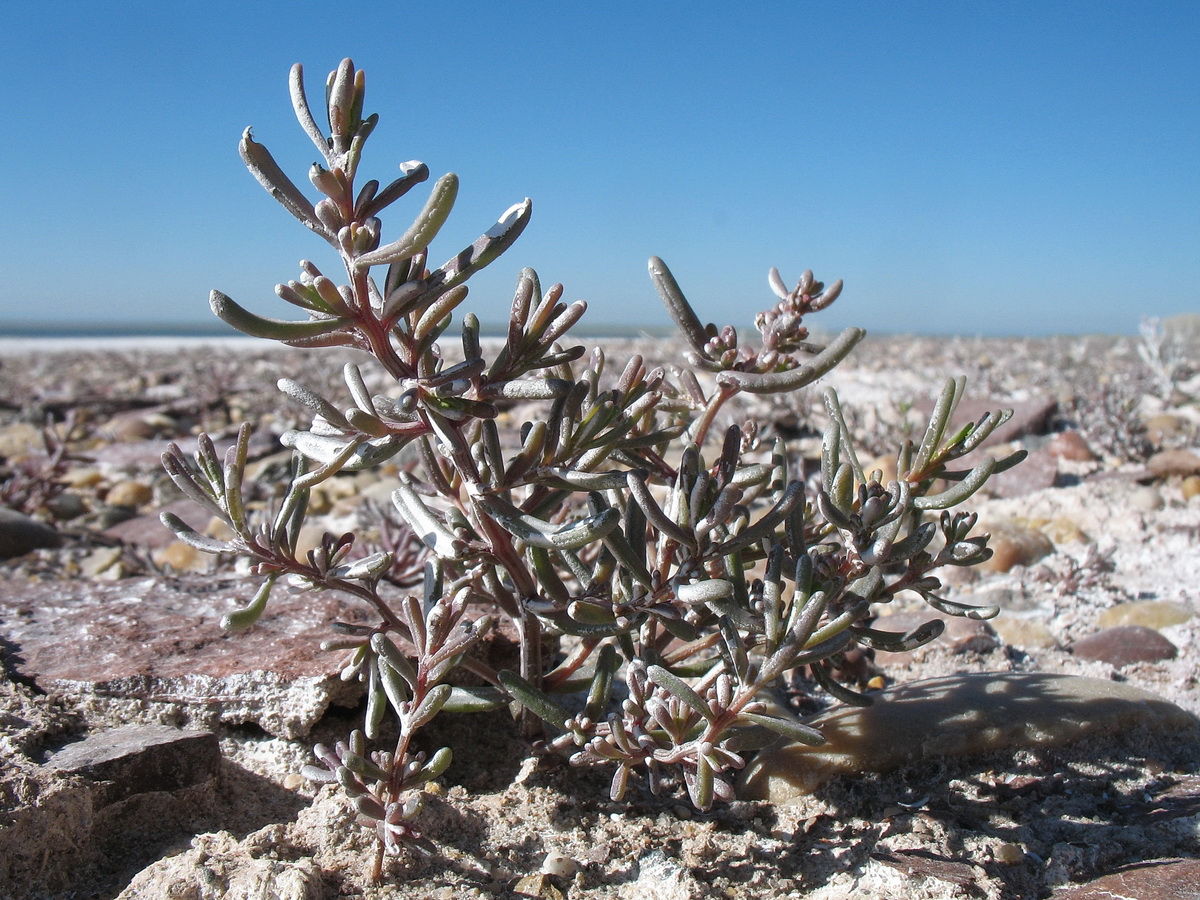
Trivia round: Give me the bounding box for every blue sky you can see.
[1,2,1196,336]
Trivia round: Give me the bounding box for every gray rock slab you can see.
[48,724,219,805]
[0,576,368,737]
[739,672,1199,803]
[0,506,62,559]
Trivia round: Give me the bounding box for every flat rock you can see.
[912,396,1056,447]
[0,576,368,738]
[1052,858,1200,900]
[739,672,1198,803]
[48,724,219,805]
[984,448,1059,499]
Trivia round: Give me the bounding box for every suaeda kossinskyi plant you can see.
[161,59,1025,877]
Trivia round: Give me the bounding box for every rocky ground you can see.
[1,323,1198,900]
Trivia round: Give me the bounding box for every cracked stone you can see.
[0,576,368,738]
[48,724,219,805]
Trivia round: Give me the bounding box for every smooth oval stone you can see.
[991,617,1058,650]
[738,672,1197,804]
[0,506,63,559]
[1098,600,1192,631]
[1072,626,1178,666]
[979,521,1055,573]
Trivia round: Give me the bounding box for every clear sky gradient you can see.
[1,2,1196,336]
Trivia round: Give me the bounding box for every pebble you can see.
[1046,430,1096,462]
[1129,485,1164,512]
[1071,625,1177,667]
[1098,600,1192,630]
[0,506,63,559]
[738,672,1198,803]
[541,850,578,878]
[61,467,104,488]
[105,480,154,509]
[1182,475,1200,500]
[994,843,1025,865]
[1144,413,1184,446]
[1052,857,1200,900]
[0,422,41,458]
[81,546,125,579]
[978,520,1055,572]
[991,618,1058,650]
[45,491,87,521]
[512,873,564,900]
[1147,449,1200,479]
[152,540,206,572]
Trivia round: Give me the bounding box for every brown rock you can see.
[739,672,1198,803]
[1053,858,1200,900]
[48,724,219,806]
[1046,430,1096,462]
[1072,625,1178,667]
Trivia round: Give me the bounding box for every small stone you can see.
[738,672,1197,802]
[1072,625,1177,667]
[513,873,564,900]
[61,466,104,488]
[1144,413,1184,446]
[81,546,125,579]
[1182,475,1200,500]
[1147,449,1200,479]
[282,773,305,790]
[105,479,154,508]
[1129,485,1164,511]
[1038,517,1088,544]
[541,850,578,878]
[0,422,41,458]
[1046,430,1096,462]
[994,843,1025,864]
[1098,600,1192,631]
[978,520,1055,573]
[45,491,87,521]
[0,506,63,559]
[992,618,1058,650]
[1053,858,1200,900]
[48,724,219,806]
[152,540,206,572]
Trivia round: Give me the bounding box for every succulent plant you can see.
[161,59,1023,880]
